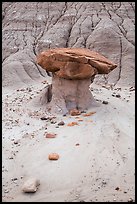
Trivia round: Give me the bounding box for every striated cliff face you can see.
[2,2,135,87]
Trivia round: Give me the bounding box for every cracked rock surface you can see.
[2,2,135,88]
[37,47,117,78]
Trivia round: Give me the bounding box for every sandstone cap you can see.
[37,48,117,80]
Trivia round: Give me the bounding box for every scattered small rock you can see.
[81,110,86,113]
[45,133,56,138]
[129,86,135,91]
[4,189,9,193]
[115,94,121,98]
[8,156,14,160]
[115,187,120,191]
[70,109,81,116]
[82,111,96,117]
[20,88,25,91]
[40,117,49,120]
[27,88,32,92]
[22,178,40,193]
[124,191,127,194]
[48,153,59,160]
[50,120,56,124]
[13,139,20,145]
[11,178,18,181]
[128,198,134,202]
[77,118,83,122]
[58,121,65,126]
[102,180,107,185]
[102,100,108,104]
[67,122,79,126]
[75,143,80,146]
[114,87,121,91]
[112,93,121,98]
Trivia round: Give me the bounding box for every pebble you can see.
[124,191,127,194]
[45,133,56,138]
[112,93,121,98]
[48,153,59,160]
[80,110,86,113]
[50,120,56,124]
[4,189,9,193]
[116,94,121,98]
[82,111,96,117]
[128,198,134,202]
[70,109,81,116]
[13,139,20,145]
[102,100,108,104]
[58,121,65,126]
[11,178,18,181]
[67,122,78,126]
[102,180,107,185]
[22,178,40,193]
[8,156,14,160]
[129,87,135,91]
[27,88,32,92]
[40,117,49,120]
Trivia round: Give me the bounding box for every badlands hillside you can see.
[2,2,135,202]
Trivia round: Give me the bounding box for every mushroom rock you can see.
[37,48,117,115]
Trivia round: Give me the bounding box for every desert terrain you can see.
[2,2,135,202]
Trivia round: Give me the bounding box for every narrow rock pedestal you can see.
[49,75,96,115]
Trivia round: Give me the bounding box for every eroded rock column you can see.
[49,75,96,115]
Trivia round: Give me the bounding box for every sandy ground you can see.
[2,79,135,202]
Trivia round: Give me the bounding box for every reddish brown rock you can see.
[48,153,59,160]
[45,133,56,138]
[67,122,79,126]
[82,111,96,117]
[37,48,117,79]
[69,109,81,116]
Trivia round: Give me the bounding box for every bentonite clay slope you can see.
[2,2,135,87]
[37,48,117,79]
